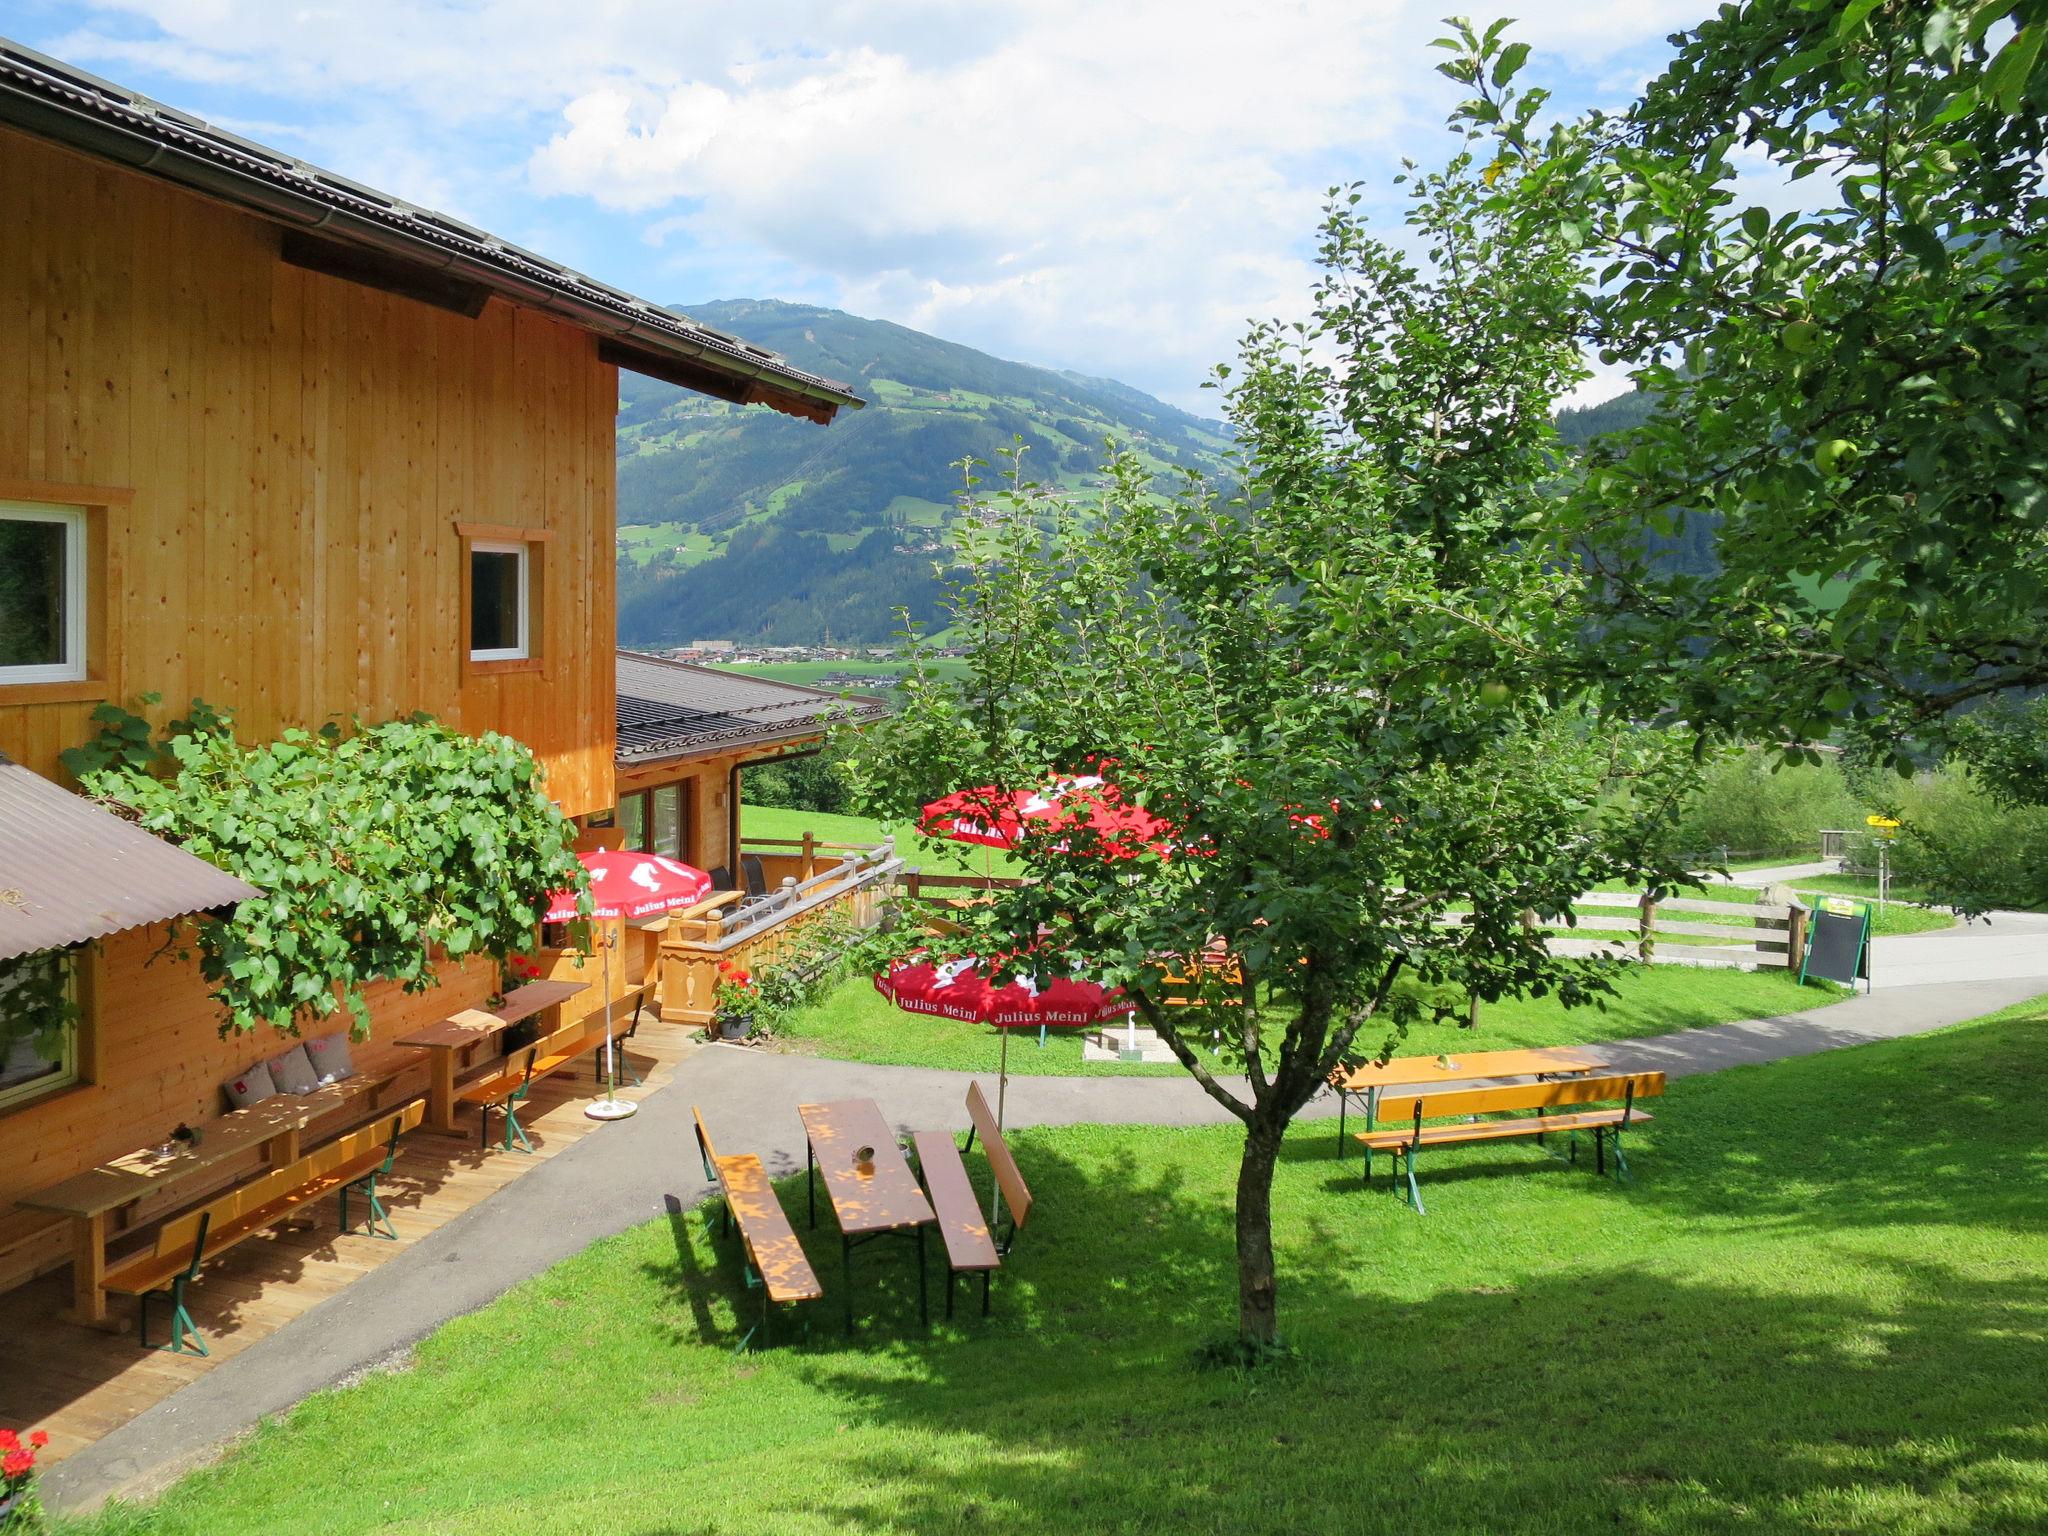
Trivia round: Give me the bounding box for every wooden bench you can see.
[909,1082,1033,1318]
[103,1099,424,1353]
[909,1127,1000,1318]
[454,1008,624,1149]
[1357,1072,1664,1214]
[692,1107,821,1350]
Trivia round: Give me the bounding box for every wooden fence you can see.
[898,871,1805,973]
[1532,891,1805,971]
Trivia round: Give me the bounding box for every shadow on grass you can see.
[715,1014,2048,1532]
[750,1123,2047,1532]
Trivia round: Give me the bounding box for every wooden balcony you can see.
[655,836,903,1025]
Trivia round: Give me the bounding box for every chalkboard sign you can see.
[1800,897,1873,988]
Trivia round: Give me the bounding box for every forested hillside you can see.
[614,301,1232,645]
[1555,386,1718,579]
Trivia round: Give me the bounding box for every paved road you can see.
[1869,909,2048,987]
[1701,860,1840,885]
[42,972,2048,1515]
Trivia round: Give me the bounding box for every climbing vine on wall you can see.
[63,700,589,1038]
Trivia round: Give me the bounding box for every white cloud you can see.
[33,0,1702,408]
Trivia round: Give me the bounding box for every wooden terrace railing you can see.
[655,838,904,1025]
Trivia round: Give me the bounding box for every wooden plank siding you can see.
[0,128,617,809]
[0,129,621,1297]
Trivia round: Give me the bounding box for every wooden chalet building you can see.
[0,35,867,1329]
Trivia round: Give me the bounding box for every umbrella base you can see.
[584,1097,639,1121]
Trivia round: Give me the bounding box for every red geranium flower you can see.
[0,1430,17,1452]
[2,1448,32,1477]
[28,1430,47,1449]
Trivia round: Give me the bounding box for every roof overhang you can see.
[0,39,864,425]
[0,754,262,960]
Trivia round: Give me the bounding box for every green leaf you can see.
[1985,24,2043,113]
[1894,220,1951,274]
[1491,42,1530,89]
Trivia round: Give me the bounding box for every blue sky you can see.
[4,1,1705,411]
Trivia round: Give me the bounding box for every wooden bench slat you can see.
[105,1101,422,1295]
[1355,1107,1653,1151]
[455,1027,604,1105]
[911,1130,999,1272]
[1376,1071,1665,1123]
[715,1154,822,1303]
[965,1081,1033,1232]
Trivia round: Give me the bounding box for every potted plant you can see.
[710,961,760,1041]
[1,1425,51,1532]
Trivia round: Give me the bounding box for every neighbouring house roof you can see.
[0,39,863,425]
[0,752,261,961]
[616,652,889,765]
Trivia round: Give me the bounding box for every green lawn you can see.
[741,804,1019,880]
[71,998,2048,1535]
[769,964,1839,1078]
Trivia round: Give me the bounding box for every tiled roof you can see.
[0,38,862,424]
[0,752,262,961]
[616,652,889,764]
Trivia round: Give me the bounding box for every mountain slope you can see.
[615,301,1232,645]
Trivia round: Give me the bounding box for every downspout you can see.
[728,744,826,869]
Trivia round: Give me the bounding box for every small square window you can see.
[470,541,528,661]
[0,502,87,685]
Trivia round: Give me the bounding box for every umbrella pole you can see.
[586,921,637,1121]
[989,1024,1011,1229]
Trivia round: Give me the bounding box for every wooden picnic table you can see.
[17,1073,405,1326]
[397,979,586,1135]
[1339,1044,1610,1093]
[1332,1045,1612,1160]
[798,1098,935,1333]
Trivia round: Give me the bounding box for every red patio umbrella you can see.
[920,773,1175,859]
[542,849,713,1121]
[874,949,1134,1129]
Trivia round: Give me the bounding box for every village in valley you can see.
[2,5,2046,1534]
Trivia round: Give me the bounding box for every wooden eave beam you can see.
[597,340,838,424]
[279,230,492,318]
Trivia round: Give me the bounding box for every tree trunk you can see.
[1235,1118,1285,1347]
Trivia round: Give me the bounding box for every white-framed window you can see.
[469,540,529,661]
[0,947,82,1114]
[0,501,87,685]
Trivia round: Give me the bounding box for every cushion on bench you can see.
[911,1129,999,1273]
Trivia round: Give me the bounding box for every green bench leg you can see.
[498,1104,532,1154]
[140,1281,208,1356]
[340,1174,398,1240]
[1401,1147,1426,1215]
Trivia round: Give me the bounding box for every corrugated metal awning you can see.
[0,752,261,960]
